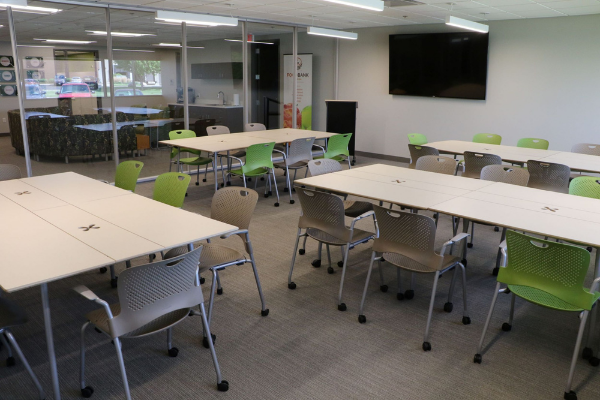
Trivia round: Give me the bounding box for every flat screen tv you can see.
[389,32,489,100]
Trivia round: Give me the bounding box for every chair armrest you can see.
[350,210,376,231]
[499,241,508,268]
[73,285,114,319]
[225,155,245,166]
[440,233,470,255]
[220,229,249,239]
[590,276,600,294]
[312,144,325,153]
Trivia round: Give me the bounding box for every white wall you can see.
[338,14,600,158]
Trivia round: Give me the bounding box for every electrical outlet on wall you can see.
[2,118,5,123]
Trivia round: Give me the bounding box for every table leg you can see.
[177,147,181,173]
[155,126,159,149]
[462,218,469,266]
[213,152,218,193]
[41,283,61,400]
[595,248,600,278]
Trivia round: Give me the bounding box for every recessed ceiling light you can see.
[155,10,238,27]
[34,38,96,44]
[86,30,156,37]
[319,0,384,12]
[113,49,156,53]
[153,43,205,49]
[0,1,61,14]
[307,27,358,40]
[224,39,274,44]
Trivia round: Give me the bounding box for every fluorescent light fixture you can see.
[224,39,274,45]
[155,10,238,27]
[320,0,383,12]
[153,43,204,49]
[0,0,61,14]
[17,45,55,48]
[445,15,489,34]
[114,49,155,53]
[34,38,96,44]
[86,30,155,37]
[307,27,357,40]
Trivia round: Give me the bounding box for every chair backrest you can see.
[243,142,275,174]
[472,133,502,145]
[480,165,529,186]
[324,133,352,159]
[571,143,600,156]
[462,151,502,179]
[211,187,258,251]
[244,123,266,132]
[526,160,570,193]
[111,247,203,338]
[153,172,190,208]
[207,125,230,136]
[415,155,456,175]
[372,205,443,270]
[296,188,351,242]
[168,129,197,158]
[500,230,594,310]
[407,133,428,145]
[286,137,315,166]
[569,176,600,199]
[408,144,440,169]
[307,159,342,176]
[115,161,144,192]
[0,164,22,181]
[517,138,549,150]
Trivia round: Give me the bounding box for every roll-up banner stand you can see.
[283,53,312,129]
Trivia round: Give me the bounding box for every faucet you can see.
[217,91,225,105]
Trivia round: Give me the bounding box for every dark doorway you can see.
[250,40,280,128]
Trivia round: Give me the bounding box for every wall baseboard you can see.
[355,150,409,164]
[0,132,9,137]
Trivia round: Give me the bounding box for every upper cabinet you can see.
[191,62,242,80]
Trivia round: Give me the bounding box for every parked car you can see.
[25,78,39,85]
[115,88,144,96]
[25,83,46,99]
[71,76,82,83]
[54,74,66,86]
[57,83,92,98]
[83,76,98,90]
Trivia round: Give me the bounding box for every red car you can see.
[57,83,92,98]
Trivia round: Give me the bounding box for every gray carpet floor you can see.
[1,155,600,400]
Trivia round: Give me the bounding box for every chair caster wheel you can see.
[226,181,231,186]
[380,285,388,293]
[264,193,269,198]
[6,356,15,367]
[284,187,289,192]
[582,347,593,359]
[220,183,224,188]
[81,386,94,398]
[185,193,188,197]
[274,202,279,207]
[288,282,296,289]
[494,226,500,232]
[422,342,431,351]
[396,293,404,301]
[404,290,414,300]
[587,247,593,253]
[299,249,305,255]
[327,266,335,274]
[168,347,179,357]
[462,259,467,267]
[110,277,118,288]
[217,288,223,295]
[217,380,229,392]
[474,354,482,364]
[311,259,321,268]
[502,322,512,332]
[261,309,269,316]
[99,267,107,274]
[564,391,577,400]
[443,302,453,313]
[290,200,295,204]
[202,334,216,349]
[200,277,206,284]
[268,191,273,196]
[202,179,207,182]
[94,327,102,334]
[467,243,473,248]
[462,316,471,325]
[589,357,600,367]
[338,303,347,311]
[492,267,499,276]
[358,315,366,324]
[337,261,344,268]
[261,177,265,181]
[195,182,199,186]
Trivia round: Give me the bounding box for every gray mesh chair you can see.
[358,206,470,351]
[526,159,570,194]
[244,123,266,131]
[274,137,315,204]
[288,188,376,311]
[461,151,502,178]
[0,164,21,181]
[415,155,457,175]
[75,247,229,399]
[408,144,439,169]
[571,143,600,156]
[163,188,267,348]
[0,298,45,399]
[208,125,247,185]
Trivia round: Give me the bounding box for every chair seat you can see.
[273,160,309,170]
[86,304,190,338]
[343,201,373,218]
[314,155,347,162]
[507,284,600,311]
[199,243,246,269]
[230,167,269,177]
[0,298,27,330]
[175,156,213,166]
[306,227,374,246]
[180,148,202,156]
[383,252,459,273]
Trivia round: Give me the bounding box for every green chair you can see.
[168,130,213,186]
[317,133,352,168]
[153,172,190,208]
[472,133,502,145]
[227,142,281,207]
[569,176,600,199]
[408,133,428,145]
[114,160,143,192]
[517,137,549,150]
[474,231,600,400]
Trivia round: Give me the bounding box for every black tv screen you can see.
[389,32,489,100]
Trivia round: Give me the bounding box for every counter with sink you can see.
[169,103,243,133]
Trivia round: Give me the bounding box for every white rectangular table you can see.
[0,172,237,399]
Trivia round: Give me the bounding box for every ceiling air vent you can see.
[385,0,424,7]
